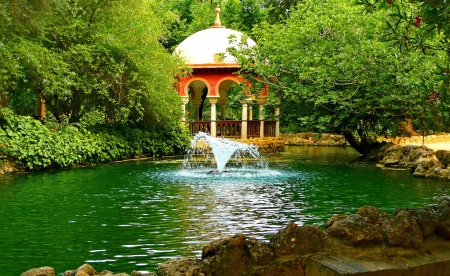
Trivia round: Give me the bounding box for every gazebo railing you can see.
[247,121,260,138]
[264,121,276,137]
[189,120,277,138]
[189,121,211,134]
[217,120,241,137]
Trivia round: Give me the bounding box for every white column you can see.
[259,103,265,138]
[181,97,189,122]
[248,105,253,121]
[275,106,280,137]
[241,100,248,140]
[210,98,218,137]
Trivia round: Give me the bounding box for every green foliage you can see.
[232,0,447,138]
[0,108,191,171]
[0,0,185,131]
[359,0,450,129]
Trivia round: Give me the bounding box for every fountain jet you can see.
[183,132,267,173]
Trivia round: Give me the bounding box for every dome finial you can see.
[211,5,225,28]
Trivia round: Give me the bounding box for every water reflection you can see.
[0,147,449,275]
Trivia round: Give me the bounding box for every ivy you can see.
[0,108,191,171]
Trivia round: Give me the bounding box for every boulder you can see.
[246,238,274,266]
[394,208,439,237]
[256,258,306,276]
[382,210,423,248]
[201,233,251,276]
[435,205,450,239]
[356,206,390,224]
[381,145,406,167]
[436,150,450,166]
[270,223,327,256]
[324,214,348,229]
[326,214,384,246]
[21,267,56,276]
[64,264,96,276]
[157,258,208,276]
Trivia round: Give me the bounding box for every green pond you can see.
[0,146,449,275]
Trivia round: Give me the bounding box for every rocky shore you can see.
[370,143,450,180]
[22,197,450,276]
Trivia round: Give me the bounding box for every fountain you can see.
[183,132,267,173]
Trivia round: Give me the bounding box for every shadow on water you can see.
[0,144,449,275]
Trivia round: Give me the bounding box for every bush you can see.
[0,108,191,170]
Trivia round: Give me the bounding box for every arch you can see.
[182,77,211,97]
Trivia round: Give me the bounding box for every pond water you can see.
[0,146,449,275]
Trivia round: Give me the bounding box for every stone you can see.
[381,145,405,167]
[356,206,390,223]
[270,223,327,257]
[21,267,56,276]
[382,210,423,248]
[246,238,274,266]
[435,205,450,239]
[201,234,251,276]
[64,264,96,276]
[324,214,348,229]
[436,150,450,166]
[158,258,209,276]
[326,214,384,246]
[394,208,439,237]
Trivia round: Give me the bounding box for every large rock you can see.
[21,267,56,276]
[436,150,450,166]
[326,214,384,246]
[356,206,390,224]
[424,196,450,239]
[394,208,439,237]
[246,238,274,266]
[381,145,407,167]
[324,214,348,229]
[382,210,423,248]
[158,258,208,276]
[270,223,327,257]
[63,264,96,276]
[201,234,251,276]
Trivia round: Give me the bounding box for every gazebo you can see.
[174,6,279,139]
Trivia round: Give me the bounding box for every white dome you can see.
[173,27,256,67]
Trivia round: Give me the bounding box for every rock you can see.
[394,208,439,237]
[435,205,450,239]
[270,223,327,256]
[64,264,96,276]
[382,210,423,248]
[246,238,274,266]
[201,233,251,276]
[324,214,348,229]
[356,206,390,223]
[326,214,384,246]
[381,145,406,167]
[158,258,208,276]
[21,267,56,276]
[259,258,306,276]
[436,150,450,166]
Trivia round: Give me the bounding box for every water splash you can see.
[183,132,267,173]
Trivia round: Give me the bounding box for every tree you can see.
[359,0,450,131]
[0,0,186,130]
[231,0,443,155]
